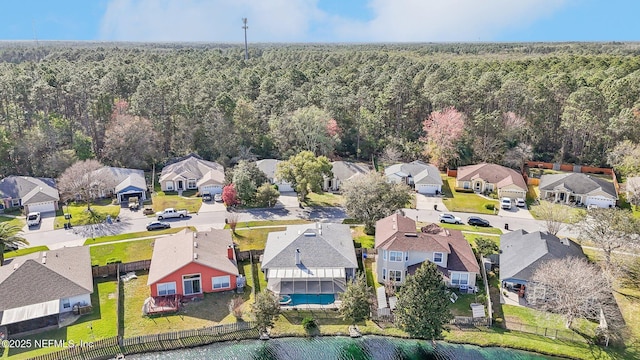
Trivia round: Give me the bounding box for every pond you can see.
[128,335,561,359]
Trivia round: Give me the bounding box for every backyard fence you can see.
[504,321,588,343]
[92,260,151,277]
[449,316,491,327]
[26,322,258,360]
[237,249,264,262]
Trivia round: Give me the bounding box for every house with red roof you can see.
[375,213,480,289]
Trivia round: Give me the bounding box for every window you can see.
[11,199,20,207]
[183,274,202,295]
[389,270,402,282]
[389,251,403,262]
[383,250,387,260]
[382,268,387,280]
[157,282,177,296]
[213,275,231,289]
[433,252,443,263]
[451,273,469,286]
[463,182,470,189]
[166,181,174,191]
[62,298,70,309]
[187,179,197,189]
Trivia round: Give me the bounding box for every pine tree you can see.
[339,272,371,324]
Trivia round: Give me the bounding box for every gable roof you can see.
[499,230,586,282]
[413,164,443,185]
[256,159,281,180]
[456,163,526,191]
[539,173,617,198]
[0,247,93,311]
[147,228,239,285]
[0,176,59,204]
[159,154,224,184]
[375,213,479,274]
[331,161,370,181]
[92,167,146,193]
[261,223,357,270]
[384,160,430,178]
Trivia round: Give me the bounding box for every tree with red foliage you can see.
[421,107,466,168]
[222,184,240,207]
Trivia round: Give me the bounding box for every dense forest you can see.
[1,42,640,178]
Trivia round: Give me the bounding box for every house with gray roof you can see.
[0,247,93,336]
[539,173,617,208]
[385,161,442,194]
[160,154,225,195]
[499,229,585,294]
[261,223,357,304]
[92,167,147,203]
[256,159,294,192]
[323,161,370,192]
[0,176,59,214]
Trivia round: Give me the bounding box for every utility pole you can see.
[242,18,249,60]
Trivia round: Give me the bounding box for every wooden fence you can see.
[92,260,151,277]
[236,249,264,262]
[26,322,258,360]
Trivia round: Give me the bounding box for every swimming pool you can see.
[289,294,335,306]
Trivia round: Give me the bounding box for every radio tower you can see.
[242,18,249,60]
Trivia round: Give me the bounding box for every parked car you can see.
[143,207,155,215]
[146,221,171,231]
[439,213,462,224]
[500,197,512,210]
[27,212,41,227]
[467,216,490,227]
[214,193,223,202]
[202,193,212,201]
[515,198,526,208]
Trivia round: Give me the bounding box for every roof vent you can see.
[303,231,316,237]
[194,253,198,260]
[194,233,198,238]
[42,257,47,264]
[13,262,19,270]
[42,252,47,258]
[404,233,418,237]
[194,242,198,248]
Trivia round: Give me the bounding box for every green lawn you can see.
[441,177,498,215]
[450,290,485,317]
[528,200,586,222]
[438,222,503,235]
[151,192,202,214]
[303,192,344,207]
[90,239,155,266]
[363,257,381,288]
[463,234,501,251]
[225,219,312,229]
[232,227,287,251]
[351,225,375,248]
[83,226,195,245]
[53,200,120,229]
[502,305,598,339]
[0,215,25,228]
[614,286,640,352]
[3,279,118,360]
[4,245,49,258]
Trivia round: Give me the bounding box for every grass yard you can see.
[4,245,49,258]
[351,225,375,248]
[83,226,194,245]
[90,239,155,266]
[463,234,500,248]
[450,289,485,317]
[613,286,640,354]
[528,200,586,222]
[303,192,344,207]
[232,227,286,251]
[441,177,498,215]
[3,279,118,360]
[502,305,598,339]
[438,222,503,235]
[363,257,381,288]
[122,273,239,337]
[225,219,312,229]
[151,192,202,214]
[0,215,25,228]
[53,200,120,229]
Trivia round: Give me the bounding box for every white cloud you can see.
[99,0,571,42]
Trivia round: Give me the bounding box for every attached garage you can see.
[416,184,441,195]
[25,201,56,214]
[118,191,144,203]
[585,196,615,208]
[498,189,526,200]
[277,182,294,192]
[200,185,223,195]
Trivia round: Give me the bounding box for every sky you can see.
[0,0,638,43]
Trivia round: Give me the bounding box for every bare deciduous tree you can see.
[528,257,616,329]
[57,159,112,210]
[503,142,533,172]
[625,177,640,210]
[579,208,640,268]
[226,212,240,234]
[536,201,575,236]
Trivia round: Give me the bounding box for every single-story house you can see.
[0,176,59,213]
[256,159,294,192]
[539,173,617,208]
[499,229,586,300]
[0,247,93,337]
[261,223,358,305]
[456,163,527,199]
[385,161,442,194]
[147,228,239,298]
[375,213,479,289]
[160,154,225,194]
[92,167,147,203]
[323,161,370,192]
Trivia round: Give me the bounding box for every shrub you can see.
[484,203,495,210]
[494,317,504,327]
[106,258,122,264]
[488,271,496,279]
[3,206,22,215]
[476,294,487,304]
[302,316,317,331]
[454,188,475,193]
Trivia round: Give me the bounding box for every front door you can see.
[177,180,184,190]
[183,274,202,295]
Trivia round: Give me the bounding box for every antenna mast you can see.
[242,18,249,60]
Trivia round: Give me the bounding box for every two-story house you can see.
[375,213,479,289]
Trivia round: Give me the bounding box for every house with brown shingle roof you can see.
[159,154,225,195]
[147,228,239,298]
[456,163,527,199]
[0,247,93,336]
[375,213,479,289]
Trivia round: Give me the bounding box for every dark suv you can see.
[467,216,490,227]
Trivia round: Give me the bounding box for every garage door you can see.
[27,201,56,213]
[499,190,525,200]
[277,183,294,192]
[200,185,223,194]
[120,192,144,203]
[416,184,440,194]
[586,196,615,208]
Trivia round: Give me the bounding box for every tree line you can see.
[1,42,640,178]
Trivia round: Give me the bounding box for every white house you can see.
[0,176,59,214]
[92,167,147,203]
[256,159,294,192]
[160,154,225,194]
[539,173,617,208]
[385,161,442,194]
[323,161,370,192]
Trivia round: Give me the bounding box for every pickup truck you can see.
[156,208,187,220]
[128,196,139,210]
[27,212,41,227]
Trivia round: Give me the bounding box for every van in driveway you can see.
[27,212,41,227]
[500,198,512,210]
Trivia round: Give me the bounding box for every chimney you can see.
[295,248,301,265]
[227,245,234,260]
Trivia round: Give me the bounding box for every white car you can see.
[439,213,462,224]
[500,198,512,210]
[27,212,41,227]
[516,198,526,208]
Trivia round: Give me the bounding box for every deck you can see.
[143,295,182,315]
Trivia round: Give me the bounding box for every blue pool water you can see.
[289,294,335,306]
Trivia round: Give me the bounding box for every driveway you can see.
[198,201,226,213]
[22,211,57,232]
[415,193,448,211]
[498,206,534,220]
[276,192,299,208]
